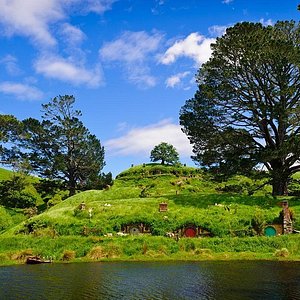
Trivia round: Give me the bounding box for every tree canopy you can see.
[180,21,300,195]
[0,114,22,164]
[150,142,179,165]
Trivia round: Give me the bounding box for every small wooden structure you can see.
[79,202,86,210]
[159,202,168,212]
[122,223,151,235]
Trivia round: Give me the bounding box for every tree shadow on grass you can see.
[165,193,279,209]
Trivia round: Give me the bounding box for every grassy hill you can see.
[1,164,300,264]
[0,167,13,181]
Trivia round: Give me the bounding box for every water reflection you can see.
[0,261,300,299]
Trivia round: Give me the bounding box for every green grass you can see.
[0,167,13,181]
[0,235,299,265]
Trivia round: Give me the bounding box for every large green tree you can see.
[150,142,179,165]
[180,21,300,196]
[0,114,22,164]
[22,95,105,196]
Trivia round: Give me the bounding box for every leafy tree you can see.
[150,142,179,165]
[0,114,22,164]
[180,21,300,196]
[22,95,105,196]
[0,175,37,208]
[82,172,114,190]
[34,178,66,205]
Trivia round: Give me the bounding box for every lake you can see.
[0,261,300,299]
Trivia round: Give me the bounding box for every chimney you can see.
[281,201,293,234]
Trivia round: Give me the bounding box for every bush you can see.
[11,249,33,261]
[23,207,38,218]
[62,250,76,261]
[47,194,64,207]
[0,191,37,208]
[0,176,38,208]
[0,207,13,231]
[288,179,300,196]
[87,246,107,259]
[274,248,289,258]
[251,212,266,235]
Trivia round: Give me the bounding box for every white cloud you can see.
[127,68,157,87]
[60,23,86,45]
[166,71,190,88]
[82,0,117,14]
[208,25,228,37]
[0,0,64,46]
[222,0,233,4]
[0,81,44,101]
[105,119,193,158]
[100,31,163,63]
[34,55,103,87]
[0,0,117,47]
[160,33,215,66]
[0,55,21,75]
[100,31,163,87]
[259,18,274,26]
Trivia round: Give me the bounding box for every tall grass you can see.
[0,235,299,265]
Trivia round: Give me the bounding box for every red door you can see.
[185,227,196,237]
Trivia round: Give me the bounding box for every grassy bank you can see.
[0,235,299,266]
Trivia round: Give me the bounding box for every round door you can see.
[129,227,141,235]
[264,226,277,237]
[184,227,197,237]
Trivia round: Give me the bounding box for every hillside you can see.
[1,164,300,264]
[0,167,13,181]
[5,164,300,237]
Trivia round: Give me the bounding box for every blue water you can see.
[0,261,300,299]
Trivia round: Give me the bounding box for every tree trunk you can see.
[69,186,76,197]
[272,175,288,196]
[68,177,76,197]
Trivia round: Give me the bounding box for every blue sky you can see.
[0,0,299,176]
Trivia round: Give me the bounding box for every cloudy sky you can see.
[0,0,298,176]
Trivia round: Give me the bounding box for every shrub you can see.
[62,250,76,261]
[47,194,64,207]
[183,239,196,252]
[274,248,289,258]
[251,212,266,235]
[33,228,57,238]
[23,207,38,218]
[87,246,107,259]
[0,176,38,208]
[288,179,300,196]
[194,248,212,255]
[0,208,13,231]
[11,249,33,261]
[0,191,37,208]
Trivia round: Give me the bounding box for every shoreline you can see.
[0,233,300,266]
[1,255,300,267]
